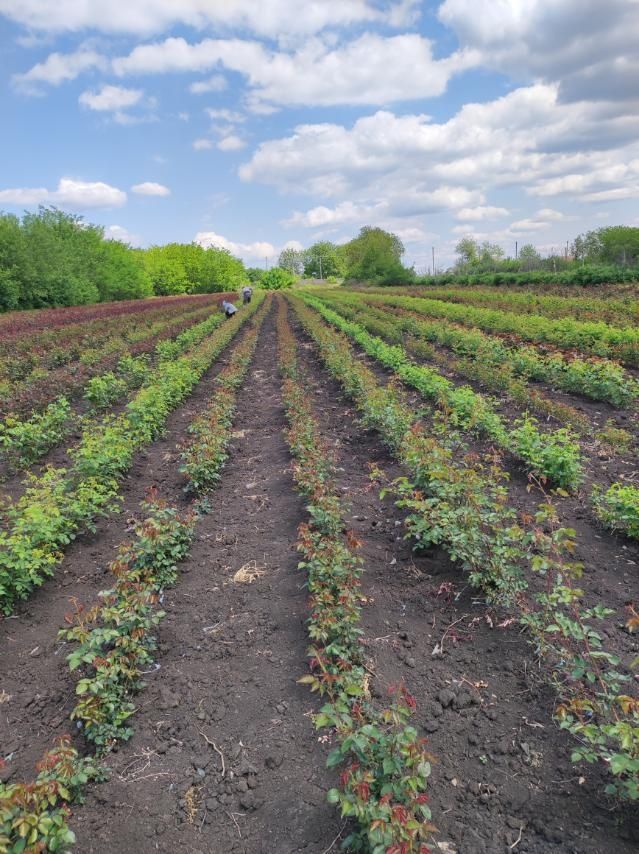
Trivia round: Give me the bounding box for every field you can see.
[1,286,639,854]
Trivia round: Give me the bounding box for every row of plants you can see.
[0,304,236,473]
[0,304,268,851]
[319,296,592,436]
[357,292,639,366]
[0,290,224,337]
[335,291,638,408]
[0,295,264,614]
[0,299,225,420]
[395,286,639,328]
[0,294,222,384]
[593,483,639,541]
[288,294,639,802]
[414,265,639,289]
[277,298,435,852]
[301,293,583,490]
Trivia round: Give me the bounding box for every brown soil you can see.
[1,300,638,853]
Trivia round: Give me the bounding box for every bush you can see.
[260,267,296,290]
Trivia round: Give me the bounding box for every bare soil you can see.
[1,301,638,853]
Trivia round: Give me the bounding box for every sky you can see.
[0,0,638,271]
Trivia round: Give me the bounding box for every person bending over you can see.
[222,299,237,319]
[242,285,253,305]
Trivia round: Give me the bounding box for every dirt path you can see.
[289,306,639,853]
[0,317,255,782]
[72,305,341,853]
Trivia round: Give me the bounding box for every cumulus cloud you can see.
[193,138,213,150]
[217,135,246,152]
[12,48,106,93]
[131,181,170,196]
[240,85,639,208]
[456,205,510,221]
[194,230,278,263]
[111,34,477,109]
[0,0,419,37]
[105,224,142,246]
[189,74,227,94]
[439,0,639,106]
[0,177,126,207]
[79,84,144,111]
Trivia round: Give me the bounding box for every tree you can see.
[140,243,246,295]
[303,241,345,279]
[572,227,639,266]
[143,246,189,295]
[342,226,411,284]
[278,246,305,276]
[455,237,479,268]
[97,240,152,301]
[245,267,266,284]
[518,244,542,272]
[260,267,295,290]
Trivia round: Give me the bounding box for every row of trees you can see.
[0,208,248,311]
[454,227,639,274]
[275,227,414,285]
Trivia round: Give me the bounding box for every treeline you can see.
[0,207,247,311]
[444,227,639,286]
[274,226,414,286]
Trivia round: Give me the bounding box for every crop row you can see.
[390,286,639,328]
[0,292,223,338]
[277,298,434,852]
[0,296,219,382]
[0,299,222,418]
[300,293,583,489]
[330,290,638,409]
[315,296,594,438]
[0,301,269,851]
[288,293,639,801]
[358,292,639,366]
[0,303,237,473]
[0,294,265,614]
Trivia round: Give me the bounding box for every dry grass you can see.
[233,560,266,584]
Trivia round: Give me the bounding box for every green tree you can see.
[517,243,542,272]
[454,237,479,268]
[260,267,295,290]
[245,267,266,284]
[142,246,189,295]
[278,246,305,276]
[303,241,345,279]
[97,240,153,302]
[342,226,411,283]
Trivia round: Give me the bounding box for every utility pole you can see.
[515,240,518,260]
[319,255,323,280]
[264,256,269,270]
[432,246,435,275]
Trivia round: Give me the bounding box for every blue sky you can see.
[0,0,638,270]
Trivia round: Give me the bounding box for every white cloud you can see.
[79,84,143,111]
[205,108,246,123]
[0,177,126,207]
[456,205,510,221]
[217,135,246,152]
[105,224,142,246]
[241,85,639,210]
[285,201,370,228]
[112,34,477,109]
[12,48,106,93]
[0,1,419,37]
[438,0,639,106]
[193,138,213,150]
[189,74,227,94]
[194,230,277,263]
[131,181,171,196]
